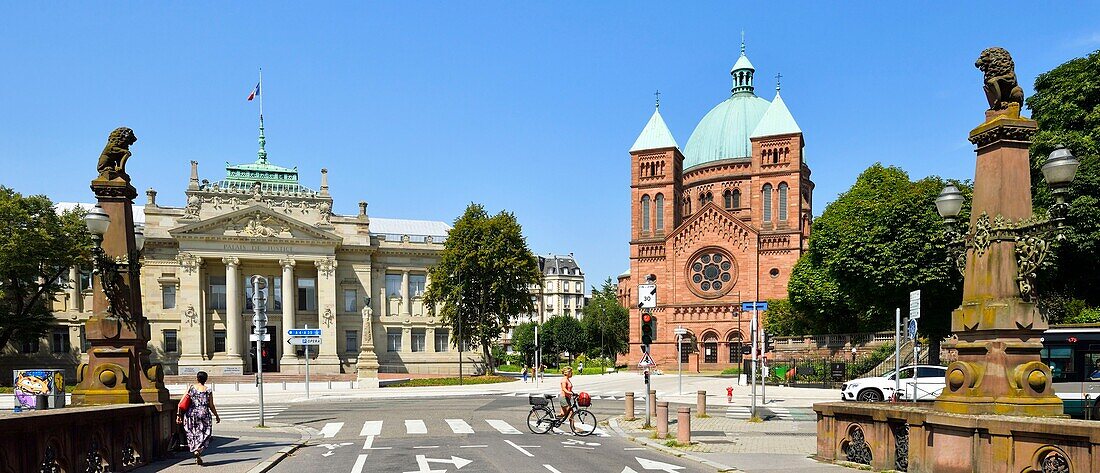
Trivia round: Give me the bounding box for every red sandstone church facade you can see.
[618,46,813,372]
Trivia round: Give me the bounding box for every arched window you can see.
[699,192,706,208]
[727,332,743,363]
[732,189,741,208]
[778,183,789,223]
[703,334,719,364]
[641,195,651,233]
[706,192,713,204]
[655,193,665,231]
[723,190,732,209]
[762,184,773,222]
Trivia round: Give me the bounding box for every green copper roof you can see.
[683,94,770,169]
[630,109,678,152]
[750,92,801,138]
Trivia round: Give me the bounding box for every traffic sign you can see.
[638,352,654,367]
[287,336,322,346]
[288,329,322,337]
[638,284,657,308]
[909,290,921,320]
[907,319,918,340]
[741,301,768,312]
[249,333,271,342]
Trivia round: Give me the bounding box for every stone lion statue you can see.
[975,47,1024,111]
[96,127,137,181]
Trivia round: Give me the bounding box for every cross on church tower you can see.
[654,90,661,109]
[775,72,782,92]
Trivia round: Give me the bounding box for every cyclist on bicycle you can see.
[559,366,576,430]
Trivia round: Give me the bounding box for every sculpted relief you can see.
[224,212,292,238]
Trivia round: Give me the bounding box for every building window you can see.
[214,330,227,353]
[162,285,176,309]
[655,193,664,230]
[728,334,743,363]
[689,249,735,295]
[762,184,773,222]
[723,190,733,209]
[641,195,651,233]
[703,337,718,364]
[575,282,582,292]
[386,274,402,297]
[733,189,741,208]
[411,329,426,352]
[344,289,357,312]
[209,276,227,311]
[435,329,449,352]
[79,326,89,352]
[22,338,40,354]
[408,275,426,298]
[346,330,359,354]
[244,276,254,310]
[680,340,691,363]
[273,277,282,311]
[778,183,789,222]
[297,278,317,311]
[164,329,178,353]
[52,328,70,353]
[79,268,92,291]
[387,328,402,352]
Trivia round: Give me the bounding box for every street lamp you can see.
[935,185,965,223]
[84,205,110,242]
[1042,146,1080,219]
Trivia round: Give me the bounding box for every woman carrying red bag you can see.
[176,371,221,466]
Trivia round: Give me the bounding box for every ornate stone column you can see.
[356,304,380,388]
[401,270,410,315]
[279,258,297,368]
[176,253,205,367]
[223,257,243,362]
[315,257,341,371]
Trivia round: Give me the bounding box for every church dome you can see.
[682,46,771,170]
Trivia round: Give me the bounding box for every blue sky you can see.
[2,2,1098,288]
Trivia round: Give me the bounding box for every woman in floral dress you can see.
[176,371,221,466]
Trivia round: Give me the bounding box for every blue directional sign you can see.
[288,329,322,337]
[741,301,769,312]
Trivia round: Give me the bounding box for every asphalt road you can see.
[269,395,712,473]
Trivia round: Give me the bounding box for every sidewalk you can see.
[609,412,854,473]
[135,422,313,473]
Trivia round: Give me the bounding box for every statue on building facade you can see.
[976,47,1025,112]
[96,127,138,182]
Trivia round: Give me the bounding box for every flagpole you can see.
[258,67,264,125]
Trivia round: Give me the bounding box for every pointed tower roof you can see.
[750,91,801,138]
[630,108,678,152]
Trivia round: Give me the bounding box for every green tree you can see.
[424,203,543,372]
[1026,49,1100,320]
[761,298,809,337]
[0,187,91,349]
[510,321,541,365]
[788,165,968,343]
[581,278,630,360]
[542,315,586,365]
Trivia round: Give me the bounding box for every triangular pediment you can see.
[669,203,757,257]
[169,205,342,243]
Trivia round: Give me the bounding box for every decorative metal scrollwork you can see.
[893,423,909,472]
[972,213,993,256]
[83,437,108,473]
[121,432,138,468]
[1040,450,1070,473]
[843,424,872,466]
[39,445,61,473]
[1016,233,1051,302]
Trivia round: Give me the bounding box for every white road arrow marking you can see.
[621,468,640,473]
[544,465,564,473]
[318,442,353,450]
[636,457,684,472]
[322,451,335,457]
[319,422,345,438]
[403,455,473,473]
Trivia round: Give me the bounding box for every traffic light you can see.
[764,333,774,353]
[641,312,656,345]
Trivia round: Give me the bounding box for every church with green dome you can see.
[620,44,814,372]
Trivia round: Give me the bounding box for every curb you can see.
[607,417,742,473]
[244,424,318,473]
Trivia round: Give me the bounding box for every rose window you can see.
[690,251,733,293]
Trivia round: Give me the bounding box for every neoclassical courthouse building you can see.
[619,46,813,371]
[6,127,464,378]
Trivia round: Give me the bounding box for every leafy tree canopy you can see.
[542,314,585,364]
[1026,49,1100,321]
[0,187,90,349]
[424,203,542,371]
[581,278,630,359]
[788,164,968,341]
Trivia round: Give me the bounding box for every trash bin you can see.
[36,394,49,410]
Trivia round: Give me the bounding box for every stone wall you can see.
[0,403,175,472]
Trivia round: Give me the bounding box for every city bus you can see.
[1041,324,1100,419]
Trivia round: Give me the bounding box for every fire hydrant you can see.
[726,386,734,403]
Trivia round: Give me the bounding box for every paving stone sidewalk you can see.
[135,422,312,473]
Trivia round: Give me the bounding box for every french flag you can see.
[247,82,260,101]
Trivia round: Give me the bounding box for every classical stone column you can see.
[176,253,204,368]
[279,258,297,368]
[223,257,243,361]
[68,266,81,312]
[401,270,410,315]
[315,257,341,371]
[356,304,380,388]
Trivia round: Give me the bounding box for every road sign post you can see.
[639,275,657,428]
[674,326,687,395]
[287,328,322,399]
[250,275,268,427]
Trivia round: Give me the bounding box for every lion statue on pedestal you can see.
[976,47,1024,112]
[96,127,137,182]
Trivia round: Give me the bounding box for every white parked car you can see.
[841,365,947,402]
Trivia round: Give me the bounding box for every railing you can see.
[374,233,447,244]
[773,331,895,349]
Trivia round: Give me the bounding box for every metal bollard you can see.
[656,401,669,438]
[282,381,287,390]
[328,380,332,389]
[649,390,657,417]
[697,390,707,417]
[677,407,691,444]
[625,392,636,421]
[235,382,240,391]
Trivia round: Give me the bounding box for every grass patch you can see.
[696,413,711,419]
[748,416,764,423]
[496,364,522,373]
[720,367,742,376]
[649,431,666,439]
[384,375,513,388]
[664,439,688,448]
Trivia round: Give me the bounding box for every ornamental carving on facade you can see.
[95,127,137,183]
[976,47,1024,112]
[672,206,752,257]
[83,437,108,473]
[184,305,197,327]
[177,252,200,274]
[183,194,201,219]
[686,248,737,298]
[39,445,61,473]
[316,257,338,277]
[841,424,872,466]
[225,212,292,238]
[893,423,909,472]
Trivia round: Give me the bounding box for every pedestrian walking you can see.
[522,364,529,383]
[578,361,584,373]
[539,364,546,382]
[176,371,221,466]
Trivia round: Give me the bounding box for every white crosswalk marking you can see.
[446,419,474,434]
[351,454,368,473]
[360,420,383,436]
[485,419,523,434]
[319,422,344,438]
[216,404,290,422]
[406,419,427,434]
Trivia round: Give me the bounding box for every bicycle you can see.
[526,394,597,436]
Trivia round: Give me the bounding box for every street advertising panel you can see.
[13,369,66,409]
